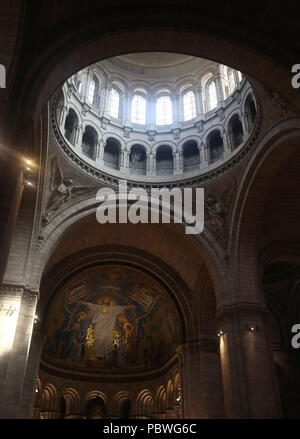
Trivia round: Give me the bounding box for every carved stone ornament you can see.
[45,156,96,219]
[204,179,236,248]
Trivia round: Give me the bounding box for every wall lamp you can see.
[245,324,260,332]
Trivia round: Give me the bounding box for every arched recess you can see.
[27,197,229,316]
[104,137,121,170]
[64,109,78,145]
[136,389,154,418]
[230,119,300,304]
[129,144,147,175]
[85,393,107,418]
[221,119,300,418]
[81,126,97,159]
[39,243,192,344]
[59,387,81,418]
[156,145,174,175]
[259,248,300,419]
[182,140,200,172]
[40,383,58,419]
[112,391,133,419]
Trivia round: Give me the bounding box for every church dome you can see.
[52,53,259,188]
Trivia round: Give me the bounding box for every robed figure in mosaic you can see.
[80,297,132,359]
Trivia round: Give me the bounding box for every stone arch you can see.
[230,118,300,304]
[64,108,79,145]
[206,129,224,164]
[155,385,167,415]
[136,389,154,418]
[40,383,58,418]
[111,391,133,418]
[129,144,147,175]
[227,113,244,150]
[81,125,98,159]
[29,197,229,313]
[182,139,200,171]
[85,391,108,418]
[59,387,81,418]
[155,144,174,175]
[103,136,121,170]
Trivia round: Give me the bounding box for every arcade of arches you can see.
[0,1,300,419]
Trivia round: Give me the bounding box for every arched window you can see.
[88,76,99,106]
[156,145,174,175]
[208,81,218,110]
[132,94,146,124]
[82,126,97,159]
[64,109,78,145]
[104,137,121,170]
[183,140,200,171]
[183,90,196,121]
[108,88,120,119]
[229,114,244,149]
[129,144,146,175]
[207,130,223,163]
[156,95,172,125]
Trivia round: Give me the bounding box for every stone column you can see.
[120,148,130,174]
[172,93,180,123]
[217,304,282,418]
[57,105,67,130]
[147,152,155,176]
[0,286,38,418]
[173,151,181,175]
[18,320,45,418]
[122,90,129,124]
[195,87,203,115]
[125,91,133,125]
[214,74,224,104]
[178,339,224,419]
[233,70,241,88]
[242,111,252,134]
[201,143,209,167]
[99,86,107,117]
[75,124,83,148]
[222,129,233,156]
[103,81,112,117]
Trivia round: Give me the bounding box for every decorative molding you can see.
[0,285,38,303]
[22,291,38,304]
[0,285,24,297]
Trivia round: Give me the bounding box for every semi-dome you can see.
[52,53,258,188]
[42,264,182,378]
